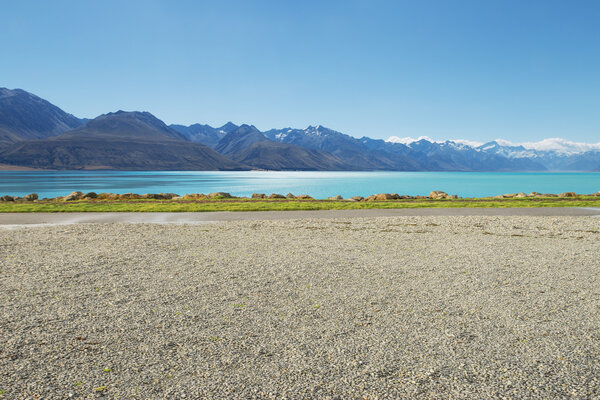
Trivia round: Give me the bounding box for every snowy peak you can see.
[218,121,239,134]
[387,136,484,149]
[493,138,600,155]
[387,135,438,145]
[387,136,600,156]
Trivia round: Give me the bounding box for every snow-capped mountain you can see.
[387,136,484,148]
[386,136,600,171]
[264,126,547,171]
[494,138,600,155]
[476,140,600,171]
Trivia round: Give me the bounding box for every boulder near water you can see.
[252,193,266,199]
[374,193,395,200]
[0,195,15,202]
[97,193,119,200]
[328,195,343,200]
[64,191,84,201]
[350,196,364,202]
[286,193,296,199]
[82,192,98,199]
[428,191,448,199]
[208,192,232,198]
[295,194,313,200]
[183,193,206,200]
[23,193,38,201]
[119,193,142,200]
[558,192,576,198]
[268,193,285,199]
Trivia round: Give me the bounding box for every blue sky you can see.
[1,0,599,142]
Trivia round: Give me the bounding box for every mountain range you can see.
[1,88,599,171]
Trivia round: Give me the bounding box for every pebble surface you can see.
[1,216,600,399]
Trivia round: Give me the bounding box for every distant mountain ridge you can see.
[0,87,598,171]
[264,125,424,170]
[388,136,600,171]
[217,125,349,170]
[170,122,238,148]
[264,126,547,171]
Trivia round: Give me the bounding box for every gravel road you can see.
[1,216,600,399]
[2,207,600,227]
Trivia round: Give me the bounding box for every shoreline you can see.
[1,190,600,213]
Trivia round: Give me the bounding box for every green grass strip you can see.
[0,197,599,212]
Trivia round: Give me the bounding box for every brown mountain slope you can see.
[0,111,248,170]
[0,88,84,144]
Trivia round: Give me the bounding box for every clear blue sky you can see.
[1,0,599,142]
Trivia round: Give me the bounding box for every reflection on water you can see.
[1,170,599,198]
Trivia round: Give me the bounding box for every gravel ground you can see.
[1,216,600,399]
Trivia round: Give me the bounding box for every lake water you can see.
[1,171,599,198]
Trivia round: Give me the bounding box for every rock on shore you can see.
[1,190,599,202]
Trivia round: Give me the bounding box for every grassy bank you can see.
[1,196,600,212]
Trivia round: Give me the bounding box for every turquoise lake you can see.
[1,171,599,198]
